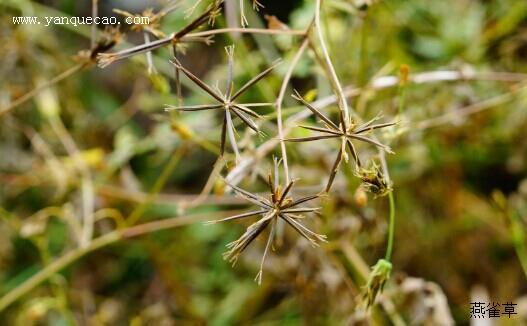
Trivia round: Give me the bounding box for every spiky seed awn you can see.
[97,1,223,68]
[285,90,396,192]
[165,46,281,161]
[205,162,326,285]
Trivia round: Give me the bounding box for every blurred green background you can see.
[1,0,527,324]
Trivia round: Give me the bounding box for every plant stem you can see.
[187,27,306,38]
[275,37,310,183]
[314,0,351,124]
[384,191,396,262]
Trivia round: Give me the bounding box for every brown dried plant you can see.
[206,159,326,284]
[286,90,396,192]
[187,0,264,27]
[165,46,280,160]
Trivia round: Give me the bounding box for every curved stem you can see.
[384,192,395,262]
[314,0,351,125]
[275,37,309,183]
[186,27,306,38]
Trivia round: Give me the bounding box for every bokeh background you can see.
[1,0,527,324]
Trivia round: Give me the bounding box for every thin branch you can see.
[255,218,276,285]
[205,209,266,224]
[170,58,225,102]
[276,38,309,183]
[144,32,157,74]
[98,1,222,67]
[165,104,223,111]
[226,109,241,161]
[292,90,339,130]
[186,27,306,38]
[231,59,281,101]
[313,0,351,125]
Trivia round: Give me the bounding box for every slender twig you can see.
[275,37,309,183]
[384,192,395,261]
[144,32,157,74]
[187,27,306,38]
[314,0,351,125]
[98,1,223,67]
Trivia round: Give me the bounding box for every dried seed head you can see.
[205,172,325,284]
[356,162,392,197]
[96,53,118,68]
[288,90,396,192]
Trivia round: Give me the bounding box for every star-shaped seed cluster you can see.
[166,46,280,161]
[207,161,326,284]
[286,90,396,192]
